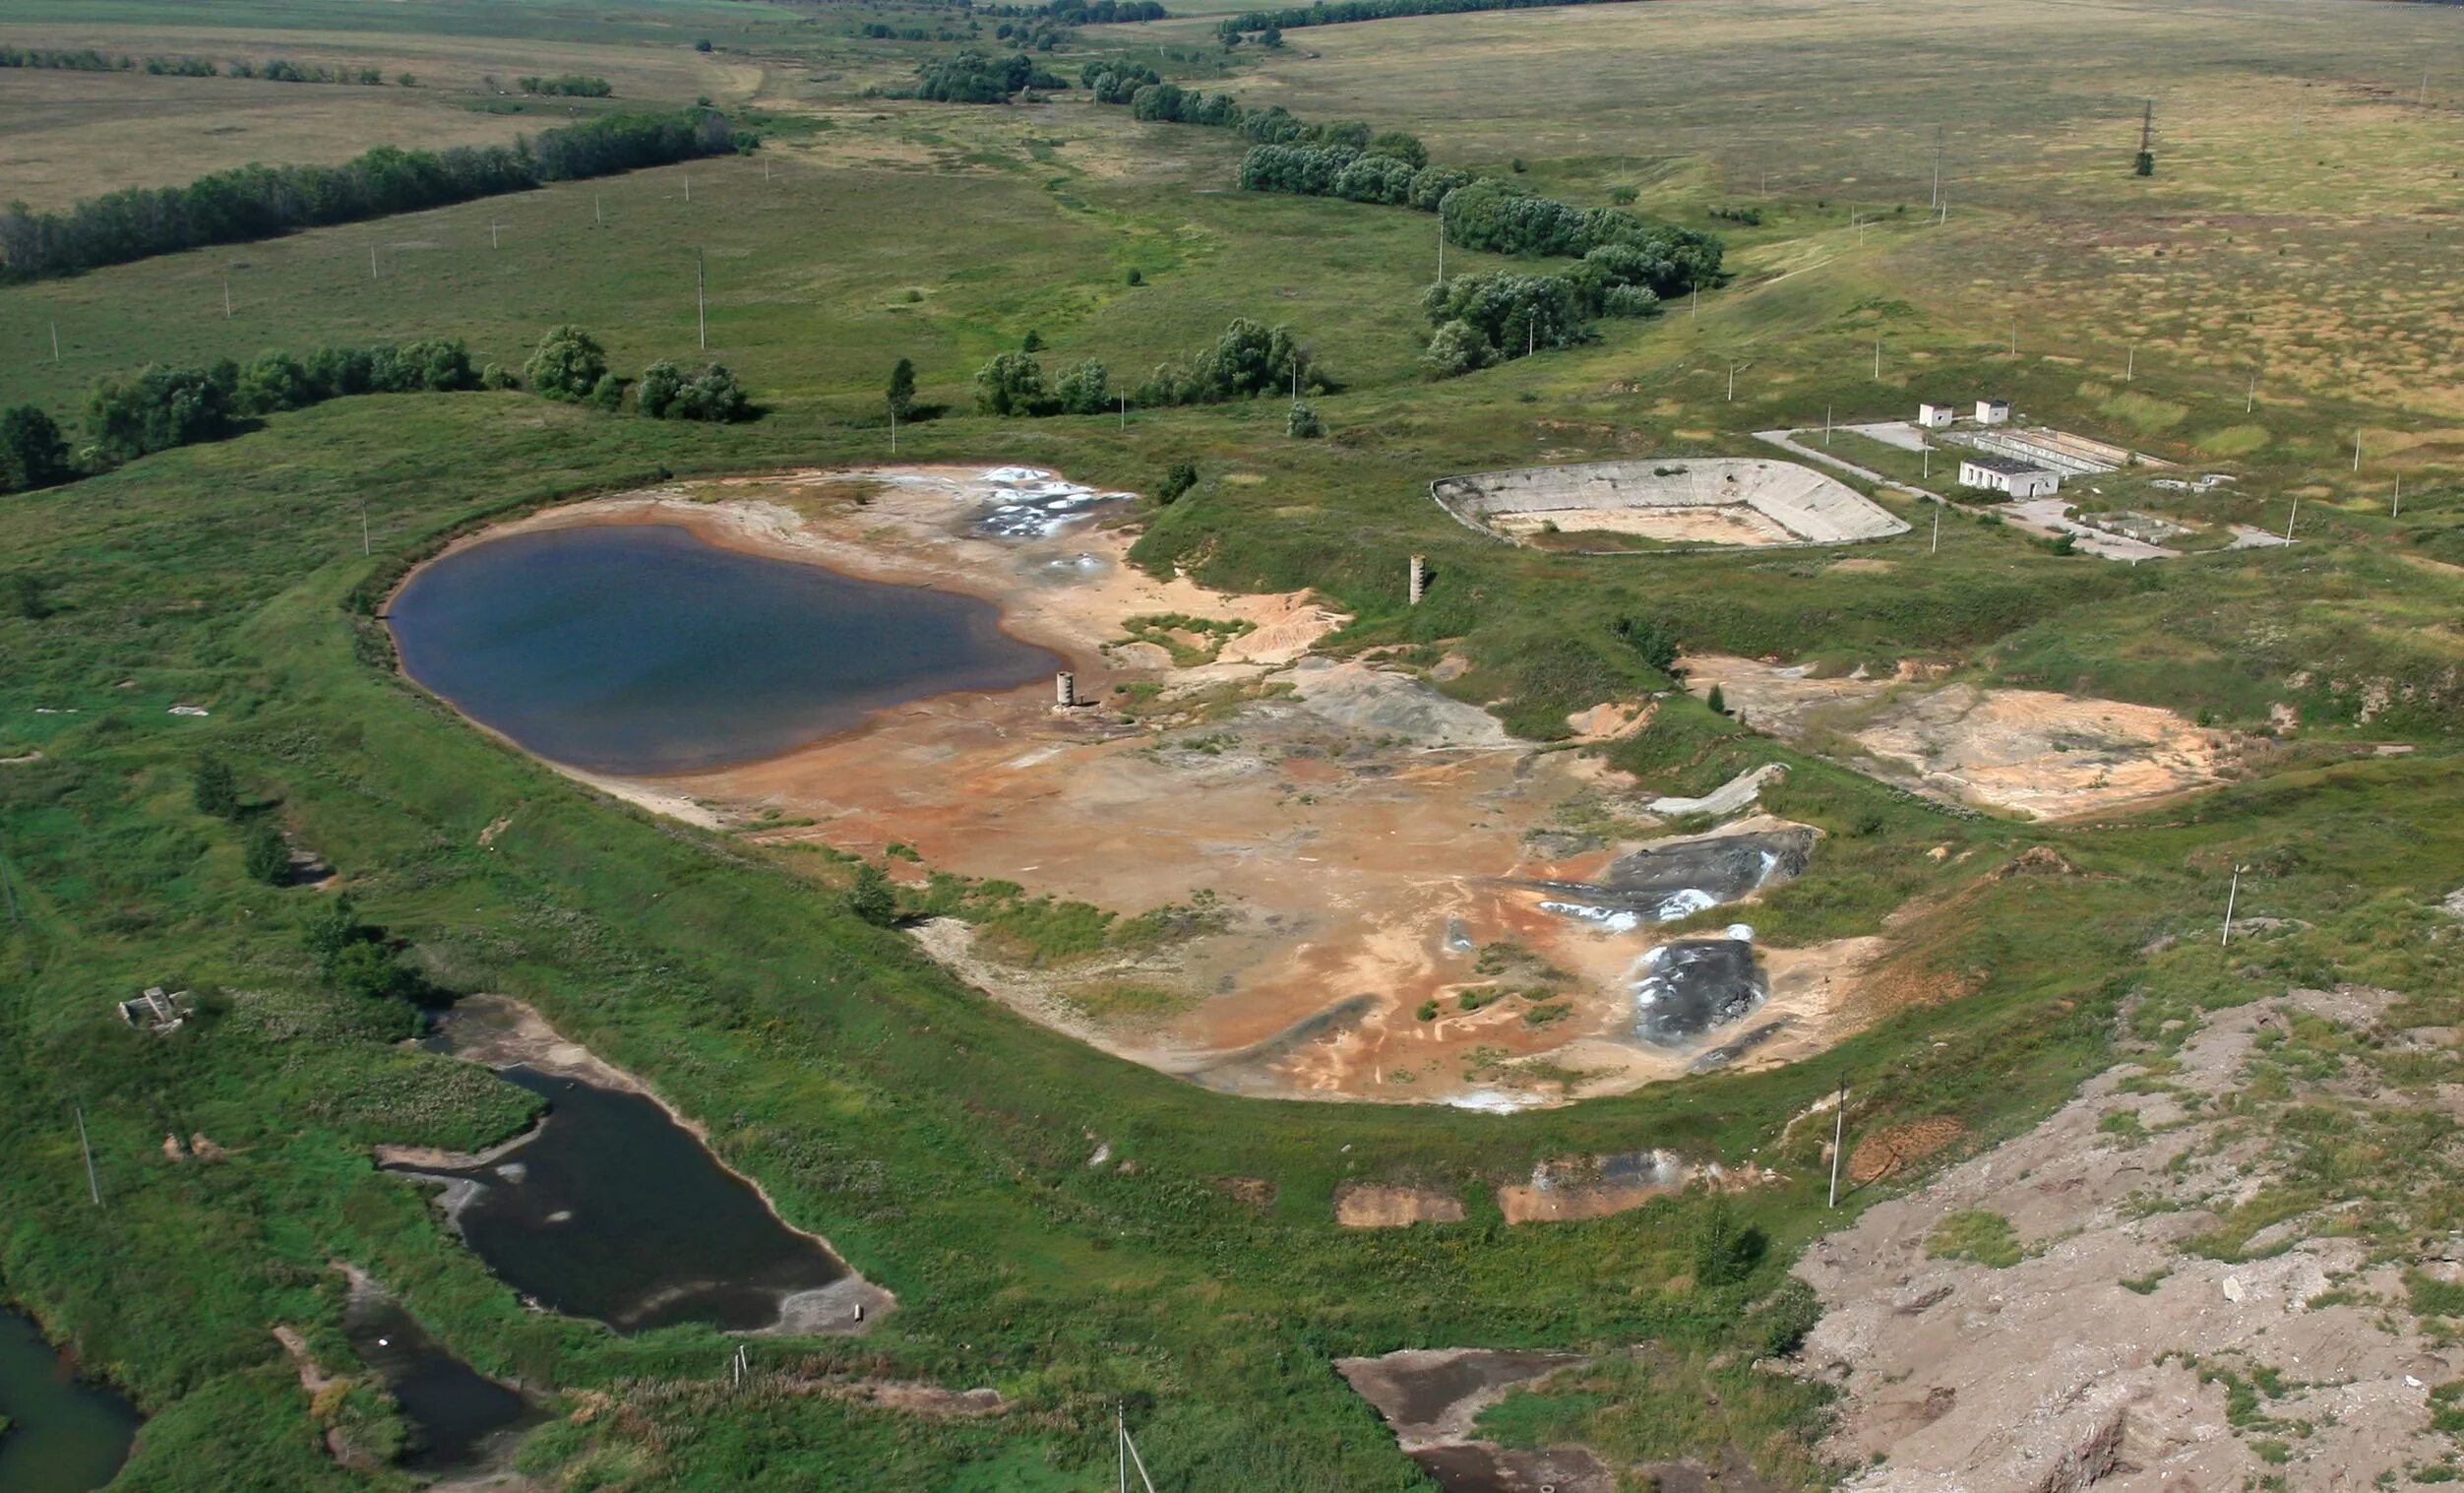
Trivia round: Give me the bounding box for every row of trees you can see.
[973,352,1112,415]
[0,46,404,85]
[516,74,613,96]
[4,325,753,497]
[1237,141,1469,210]
[0,107,748,281]
[1213,0,1642,34]
[1043,0,1169,19]
[913,51,1070,102]
[524,326,751,420]
[966,321,1326,417]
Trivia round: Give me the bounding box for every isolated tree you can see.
[667,363,750,421]
[1286,402,1324,439]
[0,572,53,620]
[1021,329,1045,353]
[1124,267,1143,286]
[2133,150,2155,177]
[243,820,291,885]
[192,755,241,820]
[523,325,609,402]
[885,357,916,417]
[847,863,897,927]
[1689,1194,1766,1287]
[1156,461,1199,505]
[1706,683,1727,715]
[0,404,72,492]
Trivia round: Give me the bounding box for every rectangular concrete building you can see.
[1958,456,2059,498]
[1917,403,1956,428]
[1974,399,2011,426]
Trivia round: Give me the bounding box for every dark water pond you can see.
[0,1309,140,1493]
[341,1298,534,1473]
[400,1066,848,1334]
[388,523,1059,774]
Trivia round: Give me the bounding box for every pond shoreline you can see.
[399,994,895,1336]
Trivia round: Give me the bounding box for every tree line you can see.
[912,51,1071,102]
[1213,0,1645,35]
[2,325,752,495]
[0,108,749,281]
[516,74,614,97]
[0,45,407,85]
[1077,69,1726,375]
[967,319,1328,418]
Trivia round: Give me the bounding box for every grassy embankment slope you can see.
[4,0,2464,1484]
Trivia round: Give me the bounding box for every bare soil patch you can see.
[1334,1185,1466,1228]
[1684,654,2232,819]
[1799,987,2457,1489]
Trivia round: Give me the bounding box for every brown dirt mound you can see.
[1847,1117,1963,1185]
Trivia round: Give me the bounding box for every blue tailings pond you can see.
[387,522,1060,774]
[342,1295,536,1473]
[0,1309,140,1493]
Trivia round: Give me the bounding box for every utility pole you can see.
[684,167,692,204]
[2393,475,2403,518]
[1119,393,1127,430]
[2008,321,2017,356]
[1691,281,1699,320]
[1827,1080,1848,1208]
[2353,431,2364,472]
[490,220,501,249]
[1932,502,1941,554]
[1824,404,1832,445]
[2125,343,2134,382]
[2285,495,2299,542]
[1930,124,1943,210]
[697,247,708,351]
[369,243,378,280]
[223,280,232,320]
[594,195,603,225]
[2221,864,2244,946]
[889,404,896,455]
[1727,361,1739,401]
[77,1105,100,1206]
[359,495,371,556]
[1118,1403,1129,1493]
[1874,338,1882,380]
[1922,445,1932,481]
[2247,372,2257,413]
[51,322,61,363]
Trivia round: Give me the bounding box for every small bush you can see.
[1286,402,1323,439]
[524,325,609,401]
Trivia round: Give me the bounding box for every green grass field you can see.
[6,0,2464,1485]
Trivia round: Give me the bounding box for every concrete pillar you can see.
[1408,555,1426,606]
[1054,671,1076,709]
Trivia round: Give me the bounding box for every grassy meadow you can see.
[6,0,2464,1485]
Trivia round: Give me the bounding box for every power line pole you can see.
[490,220,501,249]
[697,247,708,351]
[1823,404,1832,446]
[77,1105,100,1206]
[223,280,232,320]
[2221,864,2244,945]
[2125,343,2134,382]
[2285,494,2300,542]
[359,495,371,556]
[51,322,61,363]
[2247,371,2257,413]
[1827,1080,1848,1208]
[369,242,379,280]
[1874,338,1882,380]
[2353,431,2363,472]
[2393,474,2403,518]
[889,404,896,455]
[1932,502,1941,554]
[1930,125,1943,209]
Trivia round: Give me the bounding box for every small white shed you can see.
[1916,403,1956,429]
[1974,399,2011,426]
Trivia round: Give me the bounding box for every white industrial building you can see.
[1917,402,1957,428]
[1958,455,2059,498]
[1975,399,2011,426]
